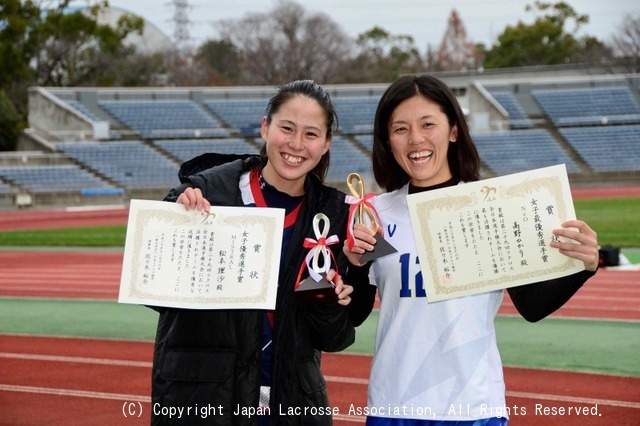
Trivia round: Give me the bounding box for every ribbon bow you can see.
[345,173,382,250]
[297,213,340,284]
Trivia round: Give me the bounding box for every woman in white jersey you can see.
[344,75,599,426]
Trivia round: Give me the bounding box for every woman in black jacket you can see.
[151,80,375,425]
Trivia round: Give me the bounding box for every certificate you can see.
[118,199,284,309]
[406,164,584,302]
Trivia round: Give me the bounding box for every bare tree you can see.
[216,0,352,85]
[434,9,481,71]
[612,14,640,62]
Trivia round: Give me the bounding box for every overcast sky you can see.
[90,0,638,48]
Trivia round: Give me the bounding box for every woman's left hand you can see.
[550,220,599,271]
[326,269,353,306]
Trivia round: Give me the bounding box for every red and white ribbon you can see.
[345,193,382,250]
[296,213,340,284]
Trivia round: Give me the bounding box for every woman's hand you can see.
[550,219,599,272]
[176,187,210,212]
[342,223,378,267]
[326,269,353,306]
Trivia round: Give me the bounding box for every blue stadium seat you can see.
[65,100,102,122]
[532,87,640,127]
[353,134,373,153]
[154,138,259,162]
[99,100,230,139]
[333,97,379,134]
[204,99,266,137]
[0,181,14,194]
[55,141,180,190]
[491,92,533,129]
[472,129,580,176]
[559,125,640,172]
[0,165,120,193]
[326,136,372,182]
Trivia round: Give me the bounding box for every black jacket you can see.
[151,155,375,425]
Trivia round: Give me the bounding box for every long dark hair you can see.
[372,75,480,192]
[259,79,338,182]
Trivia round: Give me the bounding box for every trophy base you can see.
[295,274,338,303]
[361,234,398,263]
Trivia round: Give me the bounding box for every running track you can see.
[1,188,640,425]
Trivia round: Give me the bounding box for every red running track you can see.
[0,206,130,231]
[1,250,639,321]
[1,335,639,426]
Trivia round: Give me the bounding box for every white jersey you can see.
[367,185,507,421]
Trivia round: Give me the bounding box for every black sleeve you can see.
[162,182,192,203]
[302,261,374,351]
[507,269,597,323]
[343,262,376,327]
[304,299,355,352]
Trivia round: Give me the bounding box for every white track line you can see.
[505,391,640,409]
[0,384,150,402]
[2,352,638,410]
[0,352,151,367]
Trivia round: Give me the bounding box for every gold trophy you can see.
[347,173,397,262]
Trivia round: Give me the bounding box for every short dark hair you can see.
[259,79,338,182]
[372,74,480,192]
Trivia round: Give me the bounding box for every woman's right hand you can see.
[343,223,378,267]
[176,187,210,212]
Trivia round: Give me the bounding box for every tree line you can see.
[1,0,638,150]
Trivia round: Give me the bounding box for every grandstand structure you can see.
[2,63,639,209]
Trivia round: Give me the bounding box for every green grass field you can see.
[572,197,640,247]
[1,197,638,248]
[0,299,638,377]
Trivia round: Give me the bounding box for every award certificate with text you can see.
[406,164,584,302]
[118,199,284,309]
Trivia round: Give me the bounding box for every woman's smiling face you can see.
[388,94,458,188]
[260,94,331,196]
